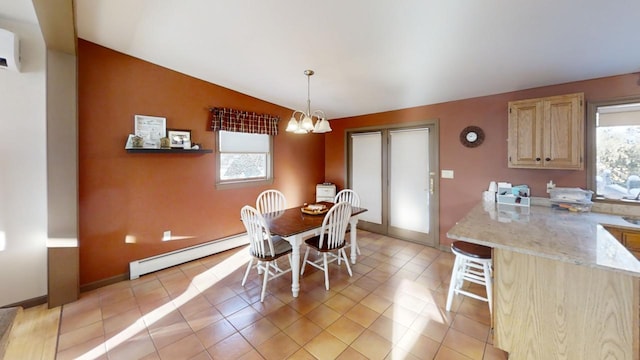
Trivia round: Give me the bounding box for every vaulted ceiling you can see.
[2,0,640,118]
[0,0,74,53]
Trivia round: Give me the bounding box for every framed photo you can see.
[134,115,166,148]
[168,129,191,148]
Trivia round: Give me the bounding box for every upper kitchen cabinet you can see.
[508,93,584,170]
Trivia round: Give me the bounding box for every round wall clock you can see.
[460,126,485,148]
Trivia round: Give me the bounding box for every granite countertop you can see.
[446,201,640,277]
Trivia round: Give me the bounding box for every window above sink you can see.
[587,97,640,205]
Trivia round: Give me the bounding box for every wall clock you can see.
[460,126,485,148]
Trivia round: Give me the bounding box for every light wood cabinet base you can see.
[494,249,639,359]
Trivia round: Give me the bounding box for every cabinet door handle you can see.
[536,157,541,161]
[545,157,551,161]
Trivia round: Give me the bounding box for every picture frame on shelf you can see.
[124,134,144,149]
[134,115,166,148]
[167,129,191,148]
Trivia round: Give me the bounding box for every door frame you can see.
[344,119,440,247]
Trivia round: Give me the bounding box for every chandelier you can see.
[285,69,332,134]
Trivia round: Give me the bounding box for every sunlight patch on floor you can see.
[390,278,443,358]
[75,248,248,360]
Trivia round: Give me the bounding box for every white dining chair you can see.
[334,189,361,256]
[256,189,288,271]
[300,201,353,290]
[256,189,287,214]
[240,205,292,302]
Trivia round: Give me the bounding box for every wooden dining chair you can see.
[256,189,287,214]
[334,189,361,256]
[301,201,353,290]
[240,205,292,302]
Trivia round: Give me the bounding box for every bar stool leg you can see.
[446,255,463,312]
[484,261,493,316]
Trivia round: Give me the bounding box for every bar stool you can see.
[445,241,493,315]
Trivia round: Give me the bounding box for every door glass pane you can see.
[352,132,382,224]
[389,128,430,233]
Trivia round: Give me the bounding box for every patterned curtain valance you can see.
[209,107,279,136]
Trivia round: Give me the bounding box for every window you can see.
[587,98,640,202]
[216,130,273,188]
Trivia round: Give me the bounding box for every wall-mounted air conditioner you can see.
[0,28,21,72]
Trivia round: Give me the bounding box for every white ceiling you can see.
[0,0,38,25]
[3,1,640,119]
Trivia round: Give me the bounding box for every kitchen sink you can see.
[622,216,640,225]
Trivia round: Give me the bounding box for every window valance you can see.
[209,107,279,136]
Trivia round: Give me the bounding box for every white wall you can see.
[0,19,48,306]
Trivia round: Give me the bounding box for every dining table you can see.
[263,201,367,297]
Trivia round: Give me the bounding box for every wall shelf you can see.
[126,148,213,154]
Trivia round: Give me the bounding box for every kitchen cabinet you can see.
[508,92,584,170]
[604,225,640,260]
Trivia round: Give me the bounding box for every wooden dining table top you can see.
[263,202,367,238]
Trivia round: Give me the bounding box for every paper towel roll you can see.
[488,181,497,192]
[483,191,495,202]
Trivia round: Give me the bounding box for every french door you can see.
[347,122,439,246]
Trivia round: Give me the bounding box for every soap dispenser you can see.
[546,180,556,193]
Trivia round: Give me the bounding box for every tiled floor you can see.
[55,231,508,360]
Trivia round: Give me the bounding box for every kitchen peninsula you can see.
[448,202,640,360]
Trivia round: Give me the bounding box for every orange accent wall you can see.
[324,73,640,248]
[78,40,325,285]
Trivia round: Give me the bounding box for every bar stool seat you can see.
[445,241,493,315]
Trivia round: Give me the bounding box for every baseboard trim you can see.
[2,295,47,310]
[80,273,129,293]
[439,244,452,253]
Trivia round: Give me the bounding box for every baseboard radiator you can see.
[129,233,249,279]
